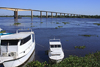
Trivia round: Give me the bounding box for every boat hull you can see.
[49,59,62,63]
[3,43,35,67]
[48,49,64,63]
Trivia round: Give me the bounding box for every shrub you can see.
[26,51,100,67]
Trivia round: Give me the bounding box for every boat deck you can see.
[1,32,34,40]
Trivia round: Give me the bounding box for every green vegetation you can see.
[79,34,99,37]
[82,35,91,37]
[55,27,58,29]
[55,26,63,29]
[41,22,43,24]
[56,22,60,24]
[26,61,48,67]
[1,15,100,18]
[58,26,63,28]
[74,46,86,49]
[79,34,92,37]
[93,23,100,26]
[31,26,35,27]
[13,22,21,26]
[0,30,6,33]
[62,22,70,24]
[26,51,100,67]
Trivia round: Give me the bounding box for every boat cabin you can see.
[50,45,61,48]
[49,39,62,48]
[0,32,34,57]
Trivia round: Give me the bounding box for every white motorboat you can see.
[48,38,64,63]
[0,29,35,67]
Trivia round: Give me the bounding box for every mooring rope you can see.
[36,43,46,48]
[64,50,76,51]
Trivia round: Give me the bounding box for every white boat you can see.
[0,29,35,67]
[48,38,64,63]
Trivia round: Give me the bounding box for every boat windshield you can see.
[51,54,60,56]
[50,45,61,48]
[1,40,19,45]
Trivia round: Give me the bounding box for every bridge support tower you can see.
[14,11,18,19]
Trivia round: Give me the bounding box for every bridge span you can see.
[0,7,81,19]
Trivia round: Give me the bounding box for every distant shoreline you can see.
[0,15,100,18]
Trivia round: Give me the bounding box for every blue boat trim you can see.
[0,33,12,35]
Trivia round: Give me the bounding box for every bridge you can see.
[0,7,81,19]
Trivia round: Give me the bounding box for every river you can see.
[0,17,100,67]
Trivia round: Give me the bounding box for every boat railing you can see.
[16,29,32,33]
[49,39,61,42]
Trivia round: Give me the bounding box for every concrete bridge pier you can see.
[46,12,48,18]
[70,14,72,17]
[73,14,75,16]
[67,14,69,16]
[60,13,62,16]
[40,11,42,18]
[31,11,33,18]
[77,15,79,16]
[51,12,53,18]
[56,13,57,17]
[64,13,66,16]
[14,11,18,19]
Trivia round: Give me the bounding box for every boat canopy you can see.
[50,42,61,45]
[1,32,34,40]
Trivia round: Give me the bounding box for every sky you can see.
[0,0,100,15]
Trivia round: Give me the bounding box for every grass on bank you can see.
[26,51,100,67]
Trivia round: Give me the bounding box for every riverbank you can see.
[26,51,100,67]
[0,15,100,18]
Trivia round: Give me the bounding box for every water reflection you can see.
[14,19,18,23]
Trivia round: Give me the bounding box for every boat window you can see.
[55,45,58,48]
[58,45,61,47]
[20,35,31,45]
[50,45,61,48]
[51,54,60,56]
[51,45,54,48]
[1,40,19,45]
